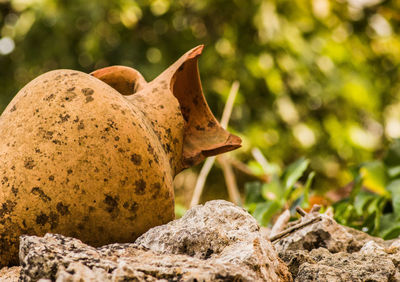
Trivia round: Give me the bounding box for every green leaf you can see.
[349,173,363,203]
[262,178,283,202]
[174,203,187,219]
[387,179,400,219]
[353,191,374,215]
[380,213,400,239]
[382,226,400,240]
[388,166,400,179]
[359,161,388,195]
[302,171,315,208]
[245,182,265,205]
[333,199,353,226]
[252,201,281,226]
[384,139,400,168]
[282,157,310,191]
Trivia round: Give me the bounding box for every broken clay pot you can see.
[0,45,241,266]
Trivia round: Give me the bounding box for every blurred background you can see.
[0,0,399,212]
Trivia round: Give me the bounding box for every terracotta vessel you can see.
[0,45,241,266]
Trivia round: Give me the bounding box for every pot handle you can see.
[90,66,147,95]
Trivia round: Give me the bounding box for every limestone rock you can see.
[0,266,20,281]
[19,200,291,281]
[275,211,400,281]
[274,213,356,254]
[343,225,386,249]
[135,200,289,281]
[281,247,398,282]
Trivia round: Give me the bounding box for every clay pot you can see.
[0,45,241,266]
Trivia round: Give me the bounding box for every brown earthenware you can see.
[0,45,241,266]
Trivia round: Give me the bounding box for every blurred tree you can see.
[0,0,399,197]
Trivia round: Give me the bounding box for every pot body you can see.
[0,46,242,266]
[0,69,178,265]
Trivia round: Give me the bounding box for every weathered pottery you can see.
[0,45,241,266]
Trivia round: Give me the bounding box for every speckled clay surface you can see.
[0,46,241,266]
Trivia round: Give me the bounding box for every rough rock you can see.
[19,200,291,281]
[274,213,357,254]
[135,200,290,281]
[275,209,400,281]
[343,225,386,248]
[281,247,400,282]
[0,266,20,281]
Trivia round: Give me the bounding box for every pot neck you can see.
[126,82,185,176]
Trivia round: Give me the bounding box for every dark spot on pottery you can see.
[31,187,51,203]
[207,120,216,128]
[82,88,94,96]
[64,91,77,102]
[56,202,70,215]
[130,154,142,165]
[24,158,35,169]
[11,186,18,196]
[103,194,119,214]
[78,120,85,130]
[0,200,16,217]
[36,212,49,226]
[134,179,146,195]
[123,201,138,213]
[44,93,55,101]
[151,182,161,199]
[49,211,59,229]
[59,113,70,123]
[1,176,8,184]
[195,125,205,131]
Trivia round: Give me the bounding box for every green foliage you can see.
[174,203,187,219]
[245,139,400,239]
[333,139,400,239]
[245,157,314,226]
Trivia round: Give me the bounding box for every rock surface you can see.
[280,247,400,281]
[0,266,20,281]
[274,212,356,254]
[135,200,290,280]
[4,199,400,281]
[275,210,400,281]
[18,200,291,281]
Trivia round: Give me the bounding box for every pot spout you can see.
[153,45,242,169]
